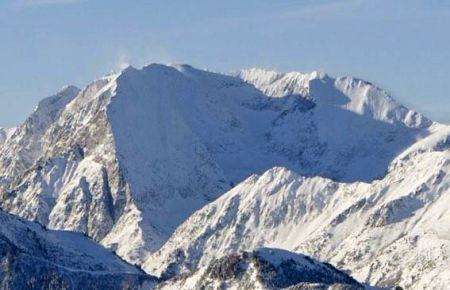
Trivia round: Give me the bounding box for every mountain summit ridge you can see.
[0,64,443,286]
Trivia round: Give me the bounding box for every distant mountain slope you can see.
[0,63,435,267]
[0,85,80,175]
[0,209,157,290]
[144,123,450,289]
[156,248,364,290]
[0,127,16,146]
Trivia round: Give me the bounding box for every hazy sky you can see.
[1,0,449,126]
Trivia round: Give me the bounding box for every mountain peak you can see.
[35,85,80,117]
[61,84,81,93]
[236,68,326,98]
[237,67,431,129]
[0,63,440,278]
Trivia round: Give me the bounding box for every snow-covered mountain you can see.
[0,63,445,289]
[156,248,364,290]
[0,208,157,289]
[144,122,450,289]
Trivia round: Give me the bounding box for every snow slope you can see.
[156,248,363,290]
[0,209,157,290]
[0,127,16,146]
[0,63,435,268]
[144,123,450,289]
[0,85,80,179]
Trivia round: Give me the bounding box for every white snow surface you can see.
[144,123,450,289]
[0,63,442,287]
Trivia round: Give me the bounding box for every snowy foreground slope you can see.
[0,209,157,289]
[156,248,364,290]
[0,64,432,266]
[144,123,450,289]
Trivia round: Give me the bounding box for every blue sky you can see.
[1,0,449,126]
